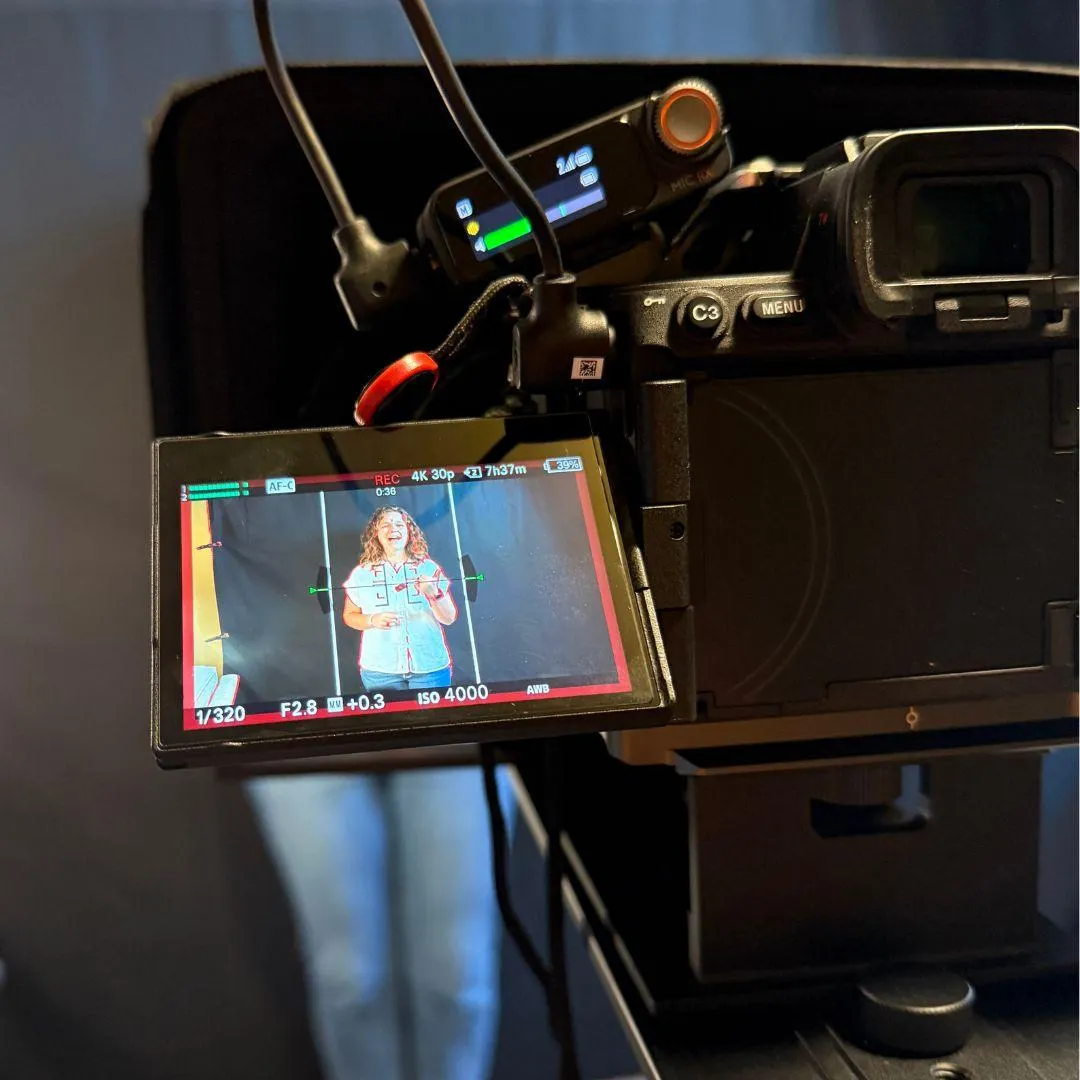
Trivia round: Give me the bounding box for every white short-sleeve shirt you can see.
[342,558,452,675]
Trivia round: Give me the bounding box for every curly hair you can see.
[357,506,430,567]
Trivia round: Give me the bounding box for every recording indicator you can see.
[542,456,584,474]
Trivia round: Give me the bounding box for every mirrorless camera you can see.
[597,123,1077,764]
[152,80,1078,770]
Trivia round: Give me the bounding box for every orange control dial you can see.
[654,79,723,156]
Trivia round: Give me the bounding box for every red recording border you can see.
[191,681,629,729]
[181,502,194,711]
[180,467,631,731]
[576,470,630,688]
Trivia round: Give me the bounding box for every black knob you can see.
[654,79,723,156]
[858,970,975,1057]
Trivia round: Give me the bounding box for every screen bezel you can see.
[153,415,667,766]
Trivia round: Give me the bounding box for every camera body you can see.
[595,124,1078,762]
[151,105,1078,767]
[145,59,1080,1048]
[610,125,1077,359]
[568,121,1078,988]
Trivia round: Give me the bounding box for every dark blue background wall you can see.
[0,5,1074,1078]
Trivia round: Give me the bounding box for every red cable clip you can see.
[353,352,440,427]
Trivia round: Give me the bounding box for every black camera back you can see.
[597,122,1077,758]
[619,353,1076,747]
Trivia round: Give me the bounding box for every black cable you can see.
[252,0,355,228]
[396,0,564,280]
[414,274,530,419]
[544,740,582,1080]
[480,745,551,992]
[429,275,529,367]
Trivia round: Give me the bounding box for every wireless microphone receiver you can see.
[418,79,732,285]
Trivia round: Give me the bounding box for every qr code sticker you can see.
[571,357,604,380]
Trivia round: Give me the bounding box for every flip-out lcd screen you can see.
[153,416,666,765]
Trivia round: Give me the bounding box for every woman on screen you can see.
[342,506,458,692]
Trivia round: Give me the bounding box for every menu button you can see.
[751,294,807,321]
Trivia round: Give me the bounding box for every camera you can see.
[148,29,1078,1071]
[593,124,1078,759]
[153,97,1078,770]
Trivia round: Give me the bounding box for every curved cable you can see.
[480,746,551,991]
[545,740,582,1080]
[252,0,355,228]
[396,0,564,279]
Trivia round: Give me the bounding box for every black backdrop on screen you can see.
[210,493,329,703]
[208,475,615,704]
[432,475,617,683]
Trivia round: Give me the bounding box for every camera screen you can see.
[903,177,1044,277]
[182,461,628,725]
[154,417,665,763]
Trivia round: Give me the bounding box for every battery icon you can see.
[542,456,584,474]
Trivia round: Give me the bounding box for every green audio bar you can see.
[483,216,531,252]
[187,491,249,501]
[188,482,248,493]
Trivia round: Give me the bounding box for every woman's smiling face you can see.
[376,510,408,559]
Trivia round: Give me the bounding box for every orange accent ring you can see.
[658,87,719,152]
[353,351,439,427]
